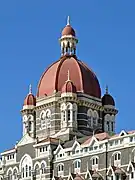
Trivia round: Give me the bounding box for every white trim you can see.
[1,149,15,156]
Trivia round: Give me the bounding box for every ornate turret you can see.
[59,16,78,56]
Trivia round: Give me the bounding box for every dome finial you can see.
[67,16,70,25]
[29,84,32,94]
[106,85,108,94]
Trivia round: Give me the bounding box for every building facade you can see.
[0,18,134,180]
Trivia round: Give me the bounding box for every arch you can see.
[112,151,121,157]
[13,168,18,180]
[57,163,64,172]
[73,159,81,169]
[66,102,73,110]
[61,103,66,111]
[23,115,28,122]
[40,110,46,120]
[0,176,3,180]
[87,109,93,127]
[7,168,12,180]
[41,160,46,174]
[90,156,99,165]
[73,103,77,111]
[19,154,32,178]
[104,114,111,121]
[93,110,98,126]
[34,163,40,175]
[28,114,33,121]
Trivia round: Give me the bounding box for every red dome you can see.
[37,55,101,98]
[62,25,76,36]
[62,80,76,93]
[24,94,36,106]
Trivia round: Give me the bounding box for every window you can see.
[22,167,24,178]
[116,174,119,180]
[92,157,98,165]
[8,170,12,180]
[29,166,31,177]
[113,152,121,166]
[67,110,70,121]
[107,121,110,131]
[41,163,46,174]
[13,169,18,179]
[7,154,15,160]
[111,122,114,131]
[35,164,40,175]
[87,109,93,127]
[28,121,32,132]
[131,172,134,179]
[74,160,81,169]
[58,164,64,172]
[21,155,32,179]
[25,165,28,177]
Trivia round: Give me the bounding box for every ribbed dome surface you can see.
[37,55,101,98]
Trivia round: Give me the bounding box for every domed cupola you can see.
[102,86,115,106]
[59,16,78,56]
[23,85,36,109]
[61,70,76,95]
[37,17,101,99]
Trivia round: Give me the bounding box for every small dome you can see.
[24,94,36,106]
[61,80,76,93]
[102,94,115,106]
[62,25,76,37]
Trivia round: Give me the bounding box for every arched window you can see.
[40,110,51,129]
[93,110,98,126]
[58,164,64,172]
[13,169,18,179]
[40,111,46,129]
[113,152,121,166]
[35,164,40,175]
[20,154,32,179]
[8,170,12,180]
[67,104,72,121]
[41,163,46,174]
[57,164,64,177]
[87,109,93,127]
[104,114,111,132]
[91,156,99,170]
[74,159,81,173]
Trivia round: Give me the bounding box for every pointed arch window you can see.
[87,109,93,127]
[35,164,40,175]
[13,169,18,179]
[93,111,98,126]
[8,170,12,180]
[41,163,46,174]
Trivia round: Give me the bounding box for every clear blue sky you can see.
[0,0,135,152]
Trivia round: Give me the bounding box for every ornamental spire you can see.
[67,16,70,25]
[29,84,32,94]
[106,85,108,94]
